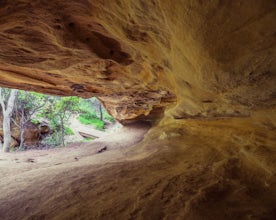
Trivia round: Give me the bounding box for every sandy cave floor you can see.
[0,115,275,220]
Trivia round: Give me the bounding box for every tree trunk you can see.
[19,109,25,149]
[19,126,25,149]
[2,113,11,152]
[0,89,18,152]
[99,104,103,121]
[60,117,65,147]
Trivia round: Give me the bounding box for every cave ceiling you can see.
[0,0,275,122]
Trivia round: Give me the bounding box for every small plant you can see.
[31,119,40,125]
[81,137,94,142]
[64,126,74,135]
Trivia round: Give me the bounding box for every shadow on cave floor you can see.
[0,116,275,220]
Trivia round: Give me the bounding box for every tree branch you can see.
[29,97,49,116]
[11,118,20,128]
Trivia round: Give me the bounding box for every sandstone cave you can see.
[0,1,275,220]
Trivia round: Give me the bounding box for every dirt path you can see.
[0,122,149,178]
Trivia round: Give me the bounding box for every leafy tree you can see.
[0,88,18,152]
[1,88,113,150]
[13,91,49,149]
[44,96,80,146]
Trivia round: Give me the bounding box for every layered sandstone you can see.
[0,0,275,122]
[0,0,275,219]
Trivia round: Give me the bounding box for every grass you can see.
[81,137,94,142]
[78,114,105,130]
[64,126,74,135]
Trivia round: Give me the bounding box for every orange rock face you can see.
[0,0,177,123]
[0,1,276,219]
[0,1,274,122]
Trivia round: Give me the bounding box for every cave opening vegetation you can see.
[0,87,115,152]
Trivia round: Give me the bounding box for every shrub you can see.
[31,119,40,125]
[41,132,61,147]
[64,126,74,135]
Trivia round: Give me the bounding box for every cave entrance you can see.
[0,87,117,152]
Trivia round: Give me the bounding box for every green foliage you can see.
[79,112,98,121]
[17,90,48,115]
[103,111,114,122]
[31,119,40,125]
[2,87,114,149]
[78,114,105,130]
[64,126,74,135]
[43,96,80,122]
[53,96,80,114]
[43,96,81,146]
[77,97,114,131]
[78,115,93,125]
[41,132,61,147]
[81,137,94,142]
[79,98,114,123]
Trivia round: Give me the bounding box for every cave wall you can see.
[0,0,275,123]
[0,1,276,219]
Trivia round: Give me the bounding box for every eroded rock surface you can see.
[0,114,275,220]
[0,0,275,122]
[0,1,275,220]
